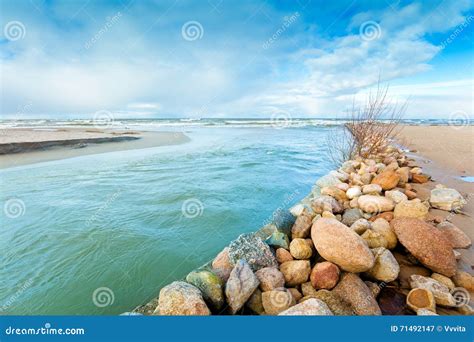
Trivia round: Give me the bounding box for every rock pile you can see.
[140,145,472,316]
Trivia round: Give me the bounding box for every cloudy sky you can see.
[0,0,473,119]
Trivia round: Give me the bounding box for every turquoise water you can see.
[0,126,334,315]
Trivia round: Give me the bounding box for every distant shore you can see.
[0,127,190,169]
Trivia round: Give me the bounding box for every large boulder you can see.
[371,170,400,190]
[333,273,382,315]
[391,218,457,277]
[393,199,428,219]
[311,218,375,272]
[430,188,466,211]
[358,195,394,213]
[364,247,400,282]
[228,233,278,271]
[156,281,211,315]
[225,260,260,314]
[278,298,333,315]
[280,260,311,286]
[185,270,224,311]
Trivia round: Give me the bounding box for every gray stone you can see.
[228,233,278,271]
[342,208,363,226]
[225,260,260,314]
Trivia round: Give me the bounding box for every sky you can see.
[0,0,473,119]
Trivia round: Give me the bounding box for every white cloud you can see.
[0,0,472,119]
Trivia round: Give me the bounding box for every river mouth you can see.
[0,125,335,315]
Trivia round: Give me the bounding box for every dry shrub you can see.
[327,82,407,165]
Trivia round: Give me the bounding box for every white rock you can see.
[358,195,394,213]
[346,187,362,199]
[430,188,466,211]
[290,204,305,217]
[385,190,408,204]
[362,184,382,195]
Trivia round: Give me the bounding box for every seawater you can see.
[0,125,336,315]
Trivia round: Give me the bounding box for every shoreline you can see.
[132,124,473,316]
[0,128,190,169]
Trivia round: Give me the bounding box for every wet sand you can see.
[0,128,190,169]
[398,125,474,270]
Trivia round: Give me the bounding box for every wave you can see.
[0,118,471,130]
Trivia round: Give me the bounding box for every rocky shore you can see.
[132,144,473,316]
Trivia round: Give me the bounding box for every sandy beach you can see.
[0,128,190,169]
[399,125,474,270]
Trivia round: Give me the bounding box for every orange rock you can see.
[412,173,431,184]
[276,248,293,264]
[405,189,417,200]
[407,288,436,313]
[371,170,400,190]
[310,261,340,290]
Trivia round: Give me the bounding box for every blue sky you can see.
[0,0,473,119]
